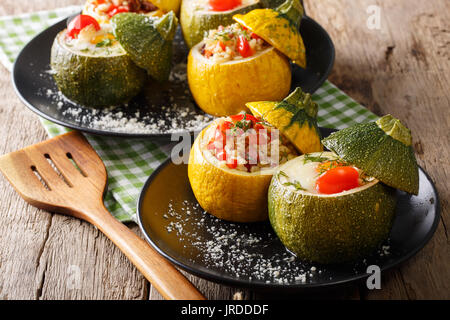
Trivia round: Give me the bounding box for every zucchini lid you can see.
[232,0,306,67]
[112,11,178,82]
[246,87,323,154]
[322,114,419,195]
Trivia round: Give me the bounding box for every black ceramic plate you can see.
[137,128,440,290]
[12,15,334,138]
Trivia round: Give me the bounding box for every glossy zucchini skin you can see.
[268,174,397,264]
[50,31,146,107]
[112,12,178,82]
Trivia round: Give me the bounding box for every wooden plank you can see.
[305,0,450,299]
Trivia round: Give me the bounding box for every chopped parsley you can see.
[316,159,348,175]
[278,171,288,178]
[303,153,328,164]
[278,172,305,190]
[283,180,305,191]
[234,116,252,131]
[96,38,112,47]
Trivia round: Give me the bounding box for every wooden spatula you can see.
[0,131,204,300]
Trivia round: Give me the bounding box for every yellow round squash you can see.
[233,8,306,68]
[187,42,292,116]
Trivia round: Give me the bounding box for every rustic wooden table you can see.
[0,0,448,300]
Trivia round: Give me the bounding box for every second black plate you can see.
[12,16,334,138]
[137,128,440,290]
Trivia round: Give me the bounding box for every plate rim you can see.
[136,130,441,290]
[12,15,335,139]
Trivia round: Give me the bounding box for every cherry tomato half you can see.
[209,0,242,12]
[316,166,360,194]
[237,35,253,58]
[67,15,100,39]
[108,5,130,17]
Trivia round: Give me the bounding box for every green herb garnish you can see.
[316,158,348,176]
[303,152,328,164]
[283,180,306,191]
[278,171,288,178]
[96,38,112,47]
[233,113,252,132]
[213,29,232,41]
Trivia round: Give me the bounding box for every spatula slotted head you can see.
[0,131,107,219]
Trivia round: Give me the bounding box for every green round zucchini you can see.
[50,31,146,107]
[268,153,397,264]
[180,0,261,49]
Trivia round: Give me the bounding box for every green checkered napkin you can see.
[0,7,378,222]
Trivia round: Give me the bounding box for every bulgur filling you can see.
[84,0,159,23]
[201,23,269,62]
[204,113,297,173]
[63,20,123,56]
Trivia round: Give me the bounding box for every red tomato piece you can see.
[237,35,253,58]
[108,6,129,17]
[226,158,238,169]
[219,121,233,134]
[207,140,216,150]
[204,50,213,58]
[229,113,258,123]
[250,33,260,40]
[216,149,227,161]
[67,15,100,39]
[209,0,242,12]
[316,166,360,194]
[253,123,265,131]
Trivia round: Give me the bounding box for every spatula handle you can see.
[86,203,205,300]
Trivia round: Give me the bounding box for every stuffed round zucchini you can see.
[268,152,397,264]
[187,23,291,116]
[188,112,299,222]
[50,14,146,107]
[180,0,261,49]
[269,115,419,264]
